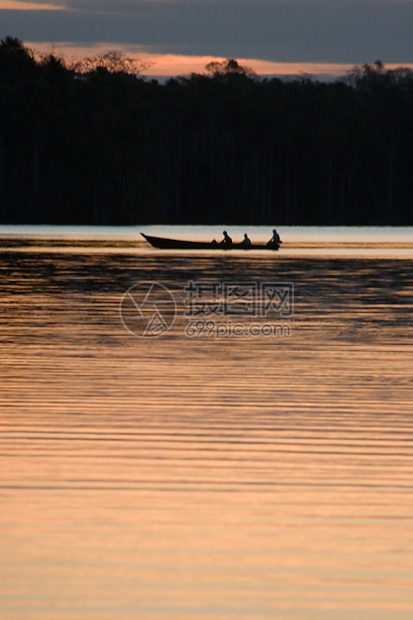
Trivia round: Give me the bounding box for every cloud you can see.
[0,1,63,8]
[2,0,413,64]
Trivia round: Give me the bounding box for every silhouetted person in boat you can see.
[240,233,252,247]
[267,229,282,247]
[220,231,233,247]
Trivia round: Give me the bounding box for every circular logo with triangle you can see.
[120,282,177,338]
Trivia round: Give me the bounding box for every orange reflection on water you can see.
[1,238,413,619]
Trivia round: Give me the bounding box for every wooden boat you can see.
[141,233,280,250]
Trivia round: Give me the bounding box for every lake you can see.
[1,226,413,619]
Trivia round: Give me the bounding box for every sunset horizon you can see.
[7,36,413,80]
[3,0,413,78]
[23,40,361,78]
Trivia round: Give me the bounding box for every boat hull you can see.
[141,233,279,251]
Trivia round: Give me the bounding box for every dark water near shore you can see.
[1,227,413,619]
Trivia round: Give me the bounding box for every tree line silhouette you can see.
[2,37,413,225]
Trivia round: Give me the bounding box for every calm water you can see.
[1,227,413,619]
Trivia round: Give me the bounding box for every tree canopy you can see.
[205,58,256,76]
[2,38,413,225]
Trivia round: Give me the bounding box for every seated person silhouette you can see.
[220,230,233,247]
[240,233,252,247]
[267,229,281,247]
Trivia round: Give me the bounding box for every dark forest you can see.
[2,37,413,226]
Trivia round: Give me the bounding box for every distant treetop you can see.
[205,58,256,76]
[70,51,154,75]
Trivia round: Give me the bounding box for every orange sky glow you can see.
[24,41,356,77]
[25,42,413,78]
[1,1,63,8]
[2,1,413,77]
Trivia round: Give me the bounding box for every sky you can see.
[1,0,413,77]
